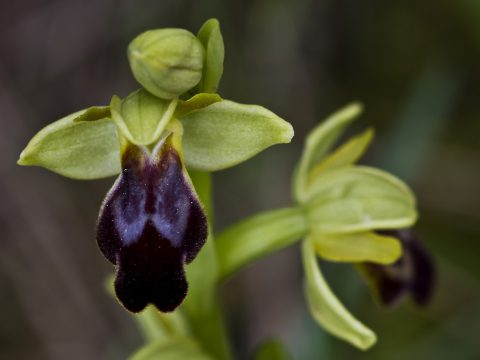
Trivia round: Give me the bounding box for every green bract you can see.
[179,100,294,171]
[128,28,205,99]
[18,108,120,179]
[110,89,177,145]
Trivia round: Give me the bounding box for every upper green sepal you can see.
[110,89,177,146]
[179,99,294,171]
[18,108,121,179]
[128,28,205,99]
[196,18,224,93]
[304,166,417,234]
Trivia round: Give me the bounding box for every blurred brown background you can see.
[1,0,480,359]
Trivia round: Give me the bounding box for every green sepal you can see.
[196,18,225,93]
[175,93,222,118]
[302,239,377,350]
[129,337,214,360]
[294,103,363,202]
[307,128,374,181]
[253,339,293,360]
[110,89,177,146]
[311,231,402,265]
[304,166,417,234]
[18,108,120,179]
[179,100,294,171]
[216,207,307,280]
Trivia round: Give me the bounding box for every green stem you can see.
[184,170,233,360]
[216,207,308,280]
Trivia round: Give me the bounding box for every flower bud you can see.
[128,29,205,99]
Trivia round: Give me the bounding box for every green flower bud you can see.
[128,29,205,99]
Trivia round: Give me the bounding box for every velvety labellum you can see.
[96,136,207,313]
[360,229,434,306]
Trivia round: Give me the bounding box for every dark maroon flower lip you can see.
[96,135,207,313]
[360,229,435,307]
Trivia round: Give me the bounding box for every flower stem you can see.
[216,206,308,280]
[184,170,234,360]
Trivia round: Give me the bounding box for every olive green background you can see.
[1,0,479,359]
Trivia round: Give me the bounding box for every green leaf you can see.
[18,109,120,179]
[294,103,363,202]
[175,93,222,118]
[216,207,307,280]
[196,18,224,93]
[311,231,402,265]
[302,239,377,350]
[135,306,190,343]
[307,128,374,182]
[129,337,214,360]
[253,339,293,360]
[304,166,417,234]
[179,100,294,171]
[110,89,177,145]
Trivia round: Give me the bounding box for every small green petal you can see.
[179,100,294,171]
[311,231,402,265]
[129,337,214,360]
[308,128,374,181]
[196,18,224,93]
[73,106,111,122]
[302,239,377,350]
[304,166,417,234]
[175,93,222,118]
[18,109,120,179]
[294,103,363,202]
[110,89,177,146]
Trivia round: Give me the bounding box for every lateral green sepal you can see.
[179,100,294,171]
[302,239,377,350]
[18,109,120,179]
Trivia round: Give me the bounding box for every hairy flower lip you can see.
[361,229,435,307]
[96,135,207,312]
